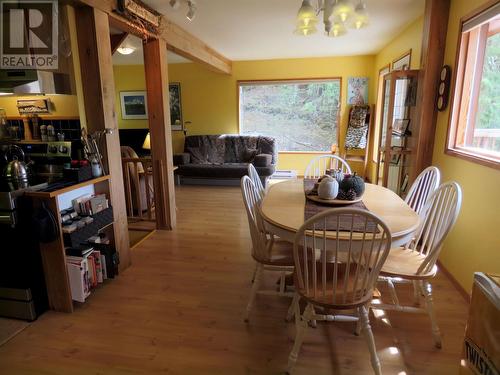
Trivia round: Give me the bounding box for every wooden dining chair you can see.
[248,163,265,198]
[287,208,392,375]
[405,166,441,215]
[374,182,462,349]
[304,155,352,179]
[240,176,295,322]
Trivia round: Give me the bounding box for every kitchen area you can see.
[0,3,128,321]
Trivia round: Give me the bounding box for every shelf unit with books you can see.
[25,176,118,313]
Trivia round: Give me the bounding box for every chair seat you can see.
[258,240,295,267]
[380,247,437,280]
[294,262,373,309]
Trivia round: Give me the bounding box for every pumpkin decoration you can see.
[332,169,344,184]
[317,175,339,200]
[339,172,365,197]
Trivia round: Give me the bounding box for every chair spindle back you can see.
[293,208,392,307]
[304,155,352,179]
[405,166,441,215]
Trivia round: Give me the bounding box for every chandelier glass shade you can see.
[294,0,369,37]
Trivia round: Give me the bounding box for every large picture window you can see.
[447,3,500,168]
[238,79,341,152]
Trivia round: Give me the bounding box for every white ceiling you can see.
[143,0,425,61]
[111,32,191,65]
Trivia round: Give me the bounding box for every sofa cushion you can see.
[186,146,209,164]
[253,153,272,167]
[242,147,258,162]
[185,135,225,164]
[178,163,275,179]
[223,135,258,163]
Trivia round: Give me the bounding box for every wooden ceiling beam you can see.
[110,32,129,55]
[73,0,232,74]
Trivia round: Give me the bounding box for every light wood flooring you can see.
[0,185,469,374]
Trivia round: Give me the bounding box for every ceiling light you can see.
[295,24,318,36]
[117,46,135,55]
[327,20,347,37]
[169,0,180,10]
[296,0,318,28]
[332,0,354,23]
[186,0,196,21]
[294,0,369,38]
[351,1,369,29]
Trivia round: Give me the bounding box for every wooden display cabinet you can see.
[376,70,420,197]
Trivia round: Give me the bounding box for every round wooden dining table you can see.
[261,179,421,247]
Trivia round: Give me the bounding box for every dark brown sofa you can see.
[174,135,277,186]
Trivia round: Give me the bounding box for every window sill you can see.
[445,147,500,171]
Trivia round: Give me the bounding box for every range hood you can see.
[0,69,74,95]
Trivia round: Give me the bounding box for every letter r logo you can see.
[0,0,58,69]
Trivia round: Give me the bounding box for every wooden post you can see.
[413,0,451,180]
[75,6,131,269]
[143,38,176,230]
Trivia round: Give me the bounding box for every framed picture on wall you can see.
[392,50,412,71]
[120,91,148,119]
[347,77,369,105]
[169,82,183,131]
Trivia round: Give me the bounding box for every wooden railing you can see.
[472,128,500,152]
[121,158,155,222]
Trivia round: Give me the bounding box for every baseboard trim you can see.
[437,260,471,303]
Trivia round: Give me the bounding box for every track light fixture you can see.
[186,0,196,21]
[169,0,180,10]
[169,0,197,22]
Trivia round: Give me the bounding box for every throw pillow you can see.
[253,154,272,167]
[242,147,258,163]
[187,146,209,164]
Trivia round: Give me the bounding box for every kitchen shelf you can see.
[26,175,110,198]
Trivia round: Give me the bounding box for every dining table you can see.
[260,179,421,248]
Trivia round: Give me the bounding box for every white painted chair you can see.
[374,182,462,348]
[304,155,352,179]
[287,208,392,375]
[405,166,441,215]
[240,176,295,322]
[248,163,265,199]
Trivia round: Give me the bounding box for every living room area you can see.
[1,0,499,374]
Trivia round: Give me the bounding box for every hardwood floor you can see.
[0,185,469,374]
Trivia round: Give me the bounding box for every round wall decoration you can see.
[436,65,451,111]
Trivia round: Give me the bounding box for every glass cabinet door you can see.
[376,70,419,196]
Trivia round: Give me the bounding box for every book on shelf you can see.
[72,193,109,216]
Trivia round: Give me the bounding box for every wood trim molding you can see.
[143,38,177,230]
[444,0,500,171]
[72,0,232,74]
[413,0,451,179]
[437,260,471,303]
[110,32,129,54]
[75,5,131,270]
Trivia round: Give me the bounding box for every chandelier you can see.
[294,0,369,37]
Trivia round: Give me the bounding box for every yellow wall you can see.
[432,0,500,292]
[0,94,79,117]
[114,55,376,174]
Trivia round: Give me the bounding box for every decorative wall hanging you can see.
[120,91,148,120]
[17,99,50,115]
[437,65,451,111]
[169,82,183,131]
[347,77,369,105]
[392,50,412,71]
